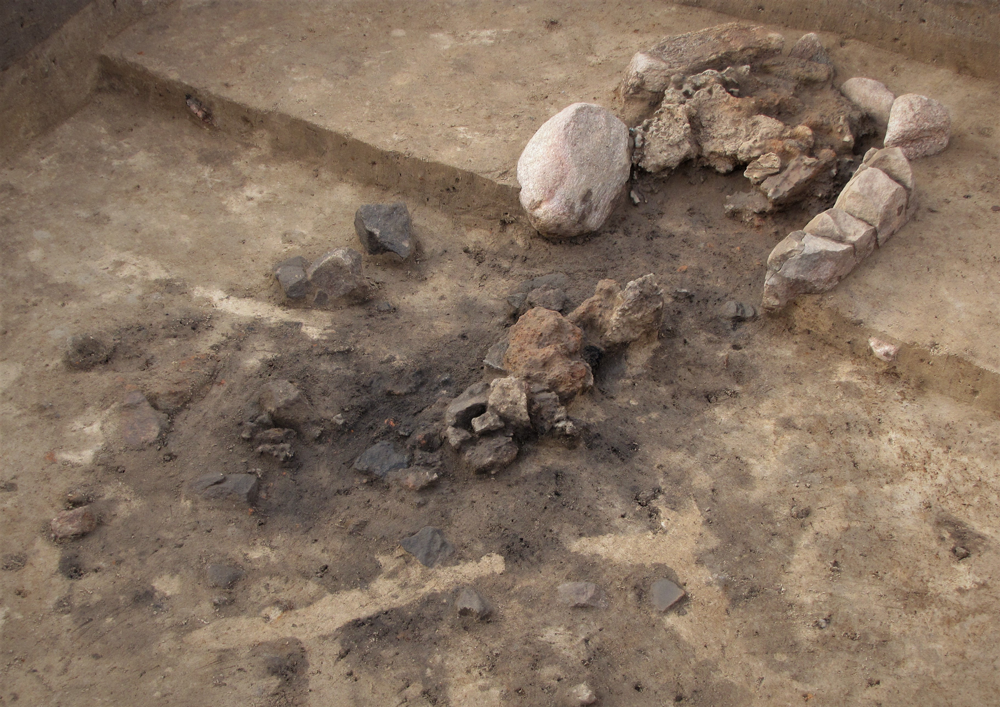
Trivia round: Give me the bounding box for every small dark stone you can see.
[355,202,413,259]
[651,578,686,612]
[212,595,234,608]
[456,586,492,620]
[409,426,442,452]
[259,380,312,431]
[206,563,245,589]
[952,545,971,560]
[374,301,396,313]
[307,248,367,301]
[400,526,453,567]
[354,441,410,479]
[65,334,114,370]
[192,473,259,504]
[274,256,310,299]
[256,442,294,461]
[50,506,98,540]
[557,581,605,608]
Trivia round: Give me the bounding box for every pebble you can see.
[488,376,531,429]
[50,506,97,540]
[400,526,454,567]
[527,385,569,435]
[206,563,245,589]
[651,578,686,611]
[840,77,895,127]
[273,256,309,299]
[259,379,312,432]
[568,682,598,706]
[120,391,168,449]
[743,153,782,185]
[517,103,631,238]
[306,248,367,302]
[788,32,831,65]
[462,435,519,474]
[444,426,473,450]
[558,581,605,608]
[884,93,951,159]
[354,441,410,479]
[354,202,413,259]
[456,586,492,620]
[191,473,260,504]
[720,300,757,323]
[868,337,899,362]
[65,334,114,370]
[471,410,504,434]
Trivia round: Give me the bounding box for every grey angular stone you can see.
[517,103,630,238]
[273,256,309,300]
[834,167,909,245]
[121,391,168,449]
[65,334,114,370]
[471,410,504,434]
[444,382,490,429]
[760,151,835,206]
[456,586,492,620]
[259,379,312,431]
[483,339,509,372]
[557,581,605,608]
[462,435,518,474]
[858,146,914,195]
[354,441,410,479]
[651,578,686,611]
[444,426,473,449]
[307,248,366,301]
[50,506,97,540]
[803,208,877,261]
[526,286,568,313]
[568,275,664,348]
[488,376,531,429]
[206,563,245,589]
[619,22,785,123]
[762,233,857,311]
[884,93,951,159]
[840,77,895,127]
[633,103,698,173]
[400,526,453,567]
[193,473,260,504]
[354,202,413,259]
[743,153,781,185]
[789,33,831,65]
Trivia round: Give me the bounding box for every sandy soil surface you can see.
[1,89,999,707]
[3,5,1000,706]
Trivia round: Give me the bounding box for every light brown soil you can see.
[2,7,1000,707]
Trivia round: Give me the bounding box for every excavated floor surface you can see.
[2,4,1000,707]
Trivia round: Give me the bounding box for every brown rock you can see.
[503,308,592,402]
[568,275,663,348]
[51,506,97,540]
[146,354,219,414]
[462,436,519,475]
[259,379,313,431]
[618,22,785,123]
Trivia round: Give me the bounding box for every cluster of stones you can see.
[273,202,414,306]
[621,25,867,219]
[761,146,915,311]
[440,273,664,476]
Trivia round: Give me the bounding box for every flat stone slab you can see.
[400,526,454,567]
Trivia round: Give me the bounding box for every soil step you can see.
[97,0,1000,411]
